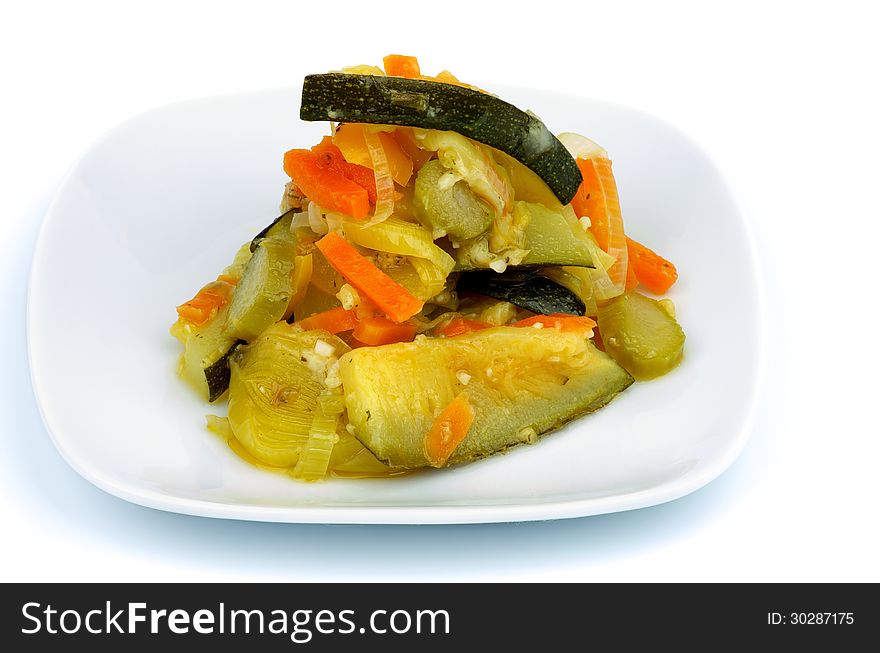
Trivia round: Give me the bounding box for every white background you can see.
[2,0,878,582]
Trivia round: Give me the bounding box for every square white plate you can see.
[28,85,761,524]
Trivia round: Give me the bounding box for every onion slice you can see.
[289,209,312,232]
[363,128,395,226]
[558,132,609,160]
[291,413,337,481]
[561,134,627,298]
[307,201,329,235]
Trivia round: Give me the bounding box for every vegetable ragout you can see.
[171,55,685,481]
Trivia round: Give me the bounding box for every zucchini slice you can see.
[456,270,586,316]
[597,291,686,380]
[300,73,582,204]
[339,327,633,468]
[517,202,594,268]
[203,340,244,402]
[454,201,595,271]
[413,159,495,240]
[226,217,301,341]
[250,208,295,253]
[175,303,242,402]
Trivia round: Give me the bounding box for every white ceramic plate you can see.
[28,85,761,524]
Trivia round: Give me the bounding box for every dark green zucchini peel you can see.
[300,73,582,204]
[456,270,586,316]
[205,340,244,402]
[250,208,295,252]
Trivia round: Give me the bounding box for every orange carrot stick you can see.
[435,317,492,338]
[311,137,377,203]
[295,306,359,334]
[423,393,475,468]
[513,313,597,332]
[626,237,678,294]
[571,157,628,292]
[315,232,424,323]
[283,149,370,219]
[383,54,421,78]
[352,316,417,346]
[176,279,235,326]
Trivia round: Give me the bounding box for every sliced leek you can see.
[227,324,349,469]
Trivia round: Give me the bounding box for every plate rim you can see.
[26,85,764,525]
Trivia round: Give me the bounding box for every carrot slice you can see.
[513,313,597,332]
[626,237,678,294]
[352,316,417,346]
[571,157,628,293]
[315,232,424,323]
[283,149,370,219]
[383,54,421,78]
[176,280,235,326]
[311,137,377,203]
[333,124,413,186]
[295,306,359,334]
[435,317,492,338]
[424,393,475,468]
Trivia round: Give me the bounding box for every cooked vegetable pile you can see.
[171,55,685,481]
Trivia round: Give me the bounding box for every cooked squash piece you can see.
[172,303,241,402]
[413,159,495,240]
[597,291,685,380]
[226,215,302,341]
[250,208,296,252]
[516,202,594,268]
[339,327,633,468]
